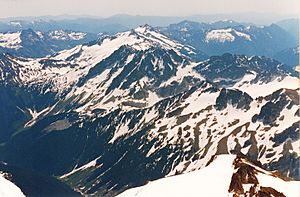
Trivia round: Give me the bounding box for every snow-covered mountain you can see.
[159,20,297,57]
[0,24,299,196]
[118,155,300,197]
[0,29,98,58]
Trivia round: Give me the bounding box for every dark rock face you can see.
[252,89,294,125]
[272,122,299,146]
[229,156,287,197]
[267,140,300,180]
[195,53,296,87]
[258,187,286,197]
[158,76,202,98]
[0,83,58,143]
[215,88,253,110]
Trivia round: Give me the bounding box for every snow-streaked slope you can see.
[0,173,25,197]
[118,155,300,197]
[61,83,299,196]
[1,24,299,197]
[1,25,202,117]
[0,32,22,49]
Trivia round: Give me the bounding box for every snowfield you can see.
[205,28,252,43]
[0,32,22,49]
[0,173,25,197]
[118,155,300,197]
[118,155,236,197]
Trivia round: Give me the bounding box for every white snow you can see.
[48,30,86,40]
[256,173,300,197]
[0,173,25,197]
[60,156,102,179]
[36,31,44,39]
[117,155,236,197]
[118,155,300,197]
[180,28,188,32]
[205,28,251,43]
[109,122,130,143]
[160,62,203,88]
[9,21,22,27]
[24,106,53,128]
[234,76,299,98]
[0,32,22,49]
[235,31,252,41]
[68,32,86,40]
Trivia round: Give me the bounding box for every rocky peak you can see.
[229,155,288,197]
[215,88,253,110]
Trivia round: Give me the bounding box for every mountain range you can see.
[0,29,99,58]
[0,24,298,196]
[159,20,297,58]
[1,14,298,32]
[1,18,297,64]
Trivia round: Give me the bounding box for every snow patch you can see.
[117,155,236,197]
[0,173,25,197]
[205,28,251,43]
[0,32,22,49]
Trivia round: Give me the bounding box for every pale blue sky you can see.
[1,0,299,18]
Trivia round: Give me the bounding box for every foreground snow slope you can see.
[0,173,25,197]
[118,155,235,197]
[118,155,300,197]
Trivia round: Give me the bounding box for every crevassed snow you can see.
[0,32,22,49]
[0,173,25,197]
[117,155,236,197]
[205,28,251,43]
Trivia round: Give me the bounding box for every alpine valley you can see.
[0,18,299,197]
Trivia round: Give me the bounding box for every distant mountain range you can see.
[0,29,99,58]
[0,25,298,196]
[159,20,297,57]
[274,46,299,67]
[0,14,298,33]
[276,18,299,43]
[0,18,297,62]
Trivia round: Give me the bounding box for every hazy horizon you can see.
[1,0,299,19]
